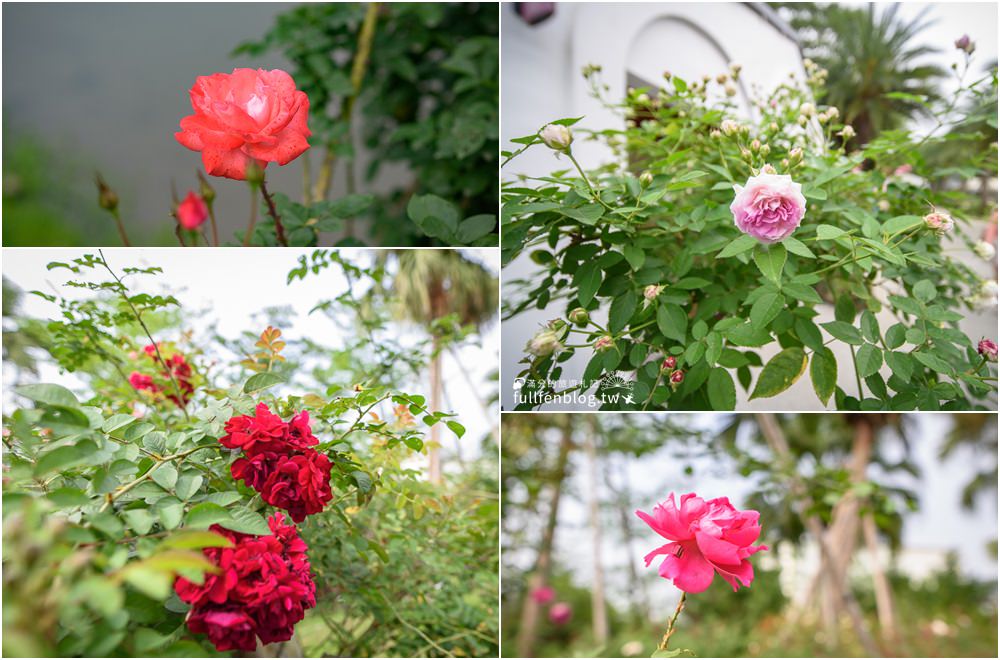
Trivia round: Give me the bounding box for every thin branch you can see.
[260,179,287,246]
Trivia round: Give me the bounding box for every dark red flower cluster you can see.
[128,343,194,407]
[221,403,333,523]
[174,513,317,651]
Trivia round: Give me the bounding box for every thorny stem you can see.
[657,591,687,651]
[97,250,190,421]
[260,179,287,246]
[207,203,220,247]
[99,444,215,512]
[244,185,259,247]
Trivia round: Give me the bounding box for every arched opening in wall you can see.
[624,16,750,170]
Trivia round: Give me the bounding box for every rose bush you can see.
[2,251,496,656]
[503,54,998,411]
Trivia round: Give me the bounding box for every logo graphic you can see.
[598,372,635,404]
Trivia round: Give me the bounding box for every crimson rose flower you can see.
[128,344,194,407]
[175,513,316,652]
[221,404,332,522]
[175,68,311,180]
[176,191,209,230]
[637,492,767,593]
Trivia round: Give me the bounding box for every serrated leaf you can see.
[717,234,757,258]
[160,530,233,550]
[706,368,736,410]
[821,321,864,345]
[217,508,271,536]
[609,290,638,334]
[810,347,837,405]
[185,502,233,529]
[243,372,285,393]
[753,244,786,284]
[656,304,688,343]
[750,348,807,399]
[783,236,816,258]
[749,292,785,329]
[15,383,79,408]
[855,344,883,379]
[151,463,178,491]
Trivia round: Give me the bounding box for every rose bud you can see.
[196,170,216,205]
[923,211,954,234]
[176,191,209,230]
[789,147,803,161]
[761,163,777,175]
[639,171,654,186]
[955,34,975,54]
[549,602,572,625]
[710,129,722,139]
[670,370,685,384]
[839,125,856,140]
[594,335,615,352]
[95,173,119,212]
[974,241,996,260]
[721,120,740,136]
[978,338,998,361]
[661,356,677,370]
[527,328,563,357]
[716,73,728,84]
[540,123,573,151]
[568,307,590,326]
[750,139,761,152]
[725,83,737,97]
[644,284,664,301]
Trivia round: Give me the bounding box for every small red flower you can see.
[128,344,194,407]
[176,191,209,230]
[662,356,677,370]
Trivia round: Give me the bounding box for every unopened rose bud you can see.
[637,93,650,104]
[196,170,216,205]
[759,144,771,156]
[750,139,761,152]
[826,106,839,119]
[800,103,816,117]
[644,284,664,301]
[840,125,856,140]
[740,148,752,160]
[540,124,573,151]
[721,120,739,136]
[594,335,615,352]
[95,173,119,212]
[781,158,790,168]
[547,318,568,332]
[797,115,808,126]
[818,111,830,124]
[761,163,777,175]
[710,129,722,139]
[568,307,590,326]
[245,161,265,187]
[640,171,653,186]
[789,147,803,161]
[725,84,737,97]
[662,70,672,81]
[955,34,975,54]
[730,63,742,75]
[769,122,779,132]
[974,241,996,260]
[978,338,998,361]
[878,199,891,212]
[527,328,563,357]
[923,210,954,234]
[661,356,677,371]
[716,73,728,85]
[670,370,685,385]
[176,191,209,230]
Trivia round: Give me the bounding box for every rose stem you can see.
[259,178,287,246]
[110,208,131,246]
[244,185,258,247]
[207,205,219,247]
[657,591,687,651]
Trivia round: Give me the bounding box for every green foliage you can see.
[503,55,998,411]
[2,251,492,656]
[236,2,499,246]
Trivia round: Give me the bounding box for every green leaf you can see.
[623,245,645,270]
[456,214,496,244]
[15,383,79,408]
[753,244,786,284]
[160,530,233,550]
[561,204,605,225]
[860,311,881,344]
[34,443,94,476]
[102,414,137,434]
[794,318,825,352]
[783,236,816,258]
[446,420,466,438]
[407,194,460,239]
[217,507,271,536]
[882,215,923,234]
[351,470,374,494]
[656,304,688,343]
[175,474,203,501]
[816,224,847,240]
[608,290,638,334]
[821,321,864,345]
[185,502,233,529]
[243,372,284,393]
[47,487,91,507]
[912,351,954,375]
[834,296,856,323]
[717,234,757,258]
[913,280,937,303]
[123,509,155,535]
[749,292,785,329]
[750,348,807,399]
[704,333,724,366]
[706,368,736,410]
[151,463,178,491]
[855,344,883,379]
[885,324,906,349]
[576,264,601,307]
[884,350,914,382]
[810,347,837,405]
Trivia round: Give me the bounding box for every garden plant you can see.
[502,43,998,411]
[2,250,498,657]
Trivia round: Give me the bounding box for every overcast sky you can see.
[2,248,500,469]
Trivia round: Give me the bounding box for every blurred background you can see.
[501,412,998,657]
[500,2,999,409]
[2,2,498,246]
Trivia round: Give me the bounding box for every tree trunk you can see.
[585,417,609,646]
[605,457,650,624]
[428,343,442,484]
[515,420,573,657]
[863,512,899,646]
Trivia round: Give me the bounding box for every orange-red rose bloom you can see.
[176,68,311,180]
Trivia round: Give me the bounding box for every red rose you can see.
[175,68,311,180]
[176,191,209,230]
[174,514,316,652]
[220,403,289,455]
[128,371,157,393]
[257,452,333,523]
[130,345,194,408]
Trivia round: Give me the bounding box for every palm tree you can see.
[778,3,946,147]
[389,251,497,483]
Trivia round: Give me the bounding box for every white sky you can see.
[2,248,500,469]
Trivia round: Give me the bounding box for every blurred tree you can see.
[388,251,497,483]
[2,278,44,376]
[776,2,946,147]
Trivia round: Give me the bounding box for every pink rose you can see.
[978,338,998,361]
[636,493,768,593]
[176,68,311,180]
[176,191,209,230]
[531,586,555,604]
[730,173,806,243]
[549,602,572,625]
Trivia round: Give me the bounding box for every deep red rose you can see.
[128,371,158,393]
[130,345,194,407]
[174,514,316,652]
[175,68,311,180]
[256,451,333,523]
[220,403,290,455]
